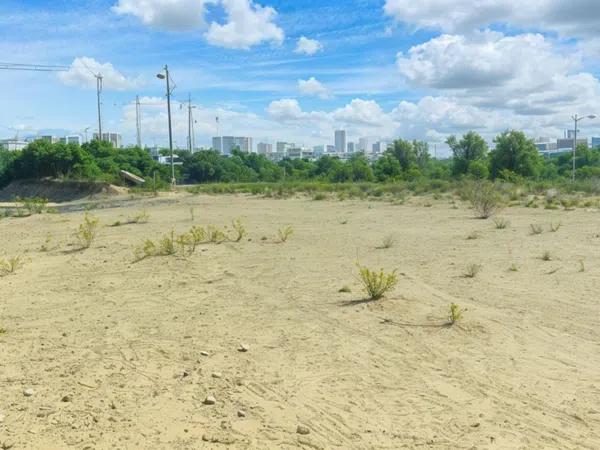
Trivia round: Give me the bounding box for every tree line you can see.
[1,130,599,189]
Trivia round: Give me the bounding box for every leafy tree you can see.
[389,139,417,171]
[373,153,402,181]
[446,131,488,176]
[490,130,543,179]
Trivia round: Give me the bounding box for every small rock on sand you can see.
[200,351,209,357]
[297,425,310,435]
[0,413,5,423]
[23,388,35,397]
[203,395,216,405]
[237,344,249,352]
[61,394,73,403]
[237,410,246,418]
[211,372,222,379]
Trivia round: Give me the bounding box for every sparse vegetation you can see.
[509,263,519,272]
[0,255,25,276]
[207,225,227,243]
[75,213,99,249]
[358,265,398,300]
[39,233,55,252]
[464,263,482,278]
[338,285,351,293]
[550,222,561,232]
[541,250,552,261]
[277,225,294,243]
[111,209,149,226]
[231,218,247,242]
[493,217,510,229]
[530,224,543,235]
[579,260,585,273]
[467,181,503,219]
[447,303,463,326]
[313,192,327,201]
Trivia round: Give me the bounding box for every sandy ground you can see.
[1,192,599,449]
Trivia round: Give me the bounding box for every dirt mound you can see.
[0,179,126,202]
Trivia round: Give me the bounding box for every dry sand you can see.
[1,192,599,449]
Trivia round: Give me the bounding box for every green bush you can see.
[358,266,398,300]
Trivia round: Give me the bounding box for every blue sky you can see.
[2,0,600,154]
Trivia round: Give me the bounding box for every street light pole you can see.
[157,65,175,188]
[571,114,597,182]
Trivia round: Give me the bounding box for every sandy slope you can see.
[1,193,599,449]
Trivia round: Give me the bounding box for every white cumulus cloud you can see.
[298,77,330,99]
[58,57,140,91]
[205,0,284,49]
[294,36,323,55]
[112,0,213,31]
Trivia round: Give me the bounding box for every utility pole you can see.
[571,114,597,182]
[187,94,196,153]
[135,95,142,148]
[96,74,103,141]
[157,65,175,188]
[215,116,221,153]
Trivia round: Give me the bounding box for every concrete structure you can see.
[39,135,59,144]
[591,137,600,149]
[60,135,83,146]
[358,137,373,153]
[257,142,272,154]
[335,130,346,153]
[557,138,587,150]
[326,145,335,153]
[93,132,122,148]
[276,141,295,153]
[535,142,558,152]
[347,141,356,153]
[212,136,252,155]
[372,141,389,153]
[0,138,28,151]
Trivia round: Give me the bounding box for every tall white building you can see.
[212,136,252,155]
[335,130,347,153]
[93,133,122,148]
[358,137,373,153]
[257,142,272,154]
[276,141,295,153]
[60,135,83,146]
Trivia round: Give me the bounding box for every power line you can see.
[0,62,69,72]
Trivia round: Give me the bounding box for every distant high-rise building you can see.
[335,130,347,153]
[326,144,335,153]
[313,145,325,156]
[592,137,600,149]
[276,141,295,153]
[39,135,59,144]
[557,138,586,150]
[60,135,83,146]
[372,141,389,153]
[566,130,577,139]
[212,136,252,155]
[358,137,373,153]
[93,133,122,148]
[257,142,272,154]
[347,142,355,153]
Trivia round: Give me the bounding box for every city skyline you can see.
[2,1,600,157]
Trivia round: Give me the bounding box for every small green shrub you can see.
[549,222,561,232]
[509,263,519,272]
[447,303,463,325]
[158,230,177,255]
[40,233,55,252]
[313,192,327,201]
[358,266,398,300]
[493,217,510,229]
[277,225,294,243]
[207,225,227,243]
[75,213,100,249]
[0,255,25,276]
[464,263,482,278]
[530,224,543,235]
[231,218,247,242]
[466,181,503,219]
